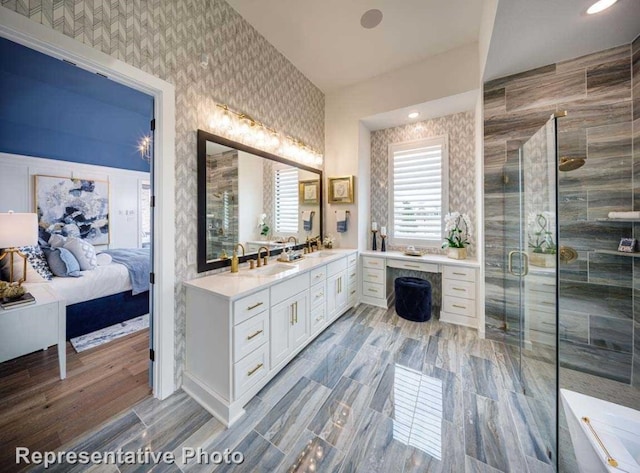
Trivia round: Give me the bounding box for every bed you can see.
[46,249,150,340]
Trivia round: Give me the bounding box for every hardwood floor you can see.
[0,329,151,472]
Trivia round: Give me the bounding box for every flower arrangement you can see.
[528,212,556,254]
[323,234,335,249]
[0,281,26,301]
[257,213,270,238]
[442,212,472,249]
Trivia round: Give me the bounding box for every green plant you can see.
[528,212,556,254]
[442,212,472,249]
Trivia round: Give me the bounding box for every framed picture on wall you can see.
[328,176,355,204]
[299,179,319,205]
[35,175,110,245]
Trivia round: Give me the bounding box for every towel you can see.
[336,210,347,233]
[608,211,640,219]
[302,211,313,231]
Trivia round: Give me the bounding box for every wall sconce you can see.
[209,103,323,166]
[139,135,152,162]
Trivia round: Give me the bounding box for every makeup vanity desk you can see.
[359,250,480,329]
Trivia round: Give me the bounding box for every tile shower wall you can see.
[1,0,325,386]
[206,150,238,259]
[484,43,639,385]
[370,111,476,255]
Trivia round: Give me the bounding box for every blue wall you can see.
[0,37,153,172]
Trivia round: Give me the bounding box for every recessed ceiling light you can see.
[360,9,383,29]
[408,112,420,119]
[587,0,618,14]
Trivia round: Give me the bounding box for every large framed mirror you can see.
[197,130,323,272]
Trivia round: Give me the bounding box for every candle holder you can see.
[381,235,386,252]
[371,230,378,251]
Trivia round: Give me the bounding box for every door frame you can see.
[0,9,177,399]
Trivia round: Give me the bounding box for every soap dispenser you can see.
[231,249,239,273]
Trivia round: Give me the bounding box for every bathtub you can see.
[561,389,640,473]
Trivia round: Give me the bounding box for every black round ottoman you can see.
[394,277,432,322]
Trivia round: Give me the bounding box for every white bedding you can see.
[47,262,132,306]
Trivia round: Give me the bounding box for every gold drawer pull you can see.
[315,292,324,298]
[369,274,378,278]
[405,264,420,269]
[351,290,356,295]
[452,304,466,309]
[247,301,264,311]
[367,288,378,293]
[316,315,324,322]
[247,329,263,340]
[452,271,465,276]
[314,273,323,279]
[453,287,465,291]
[247,363,263,376]
[582,417,618,468]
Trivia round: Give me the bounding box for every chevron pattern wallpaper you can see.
[2,0,325,385]
[369,111,476,256]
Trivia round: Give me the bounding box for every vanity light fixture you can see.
[408,112,420,119]
[210,103,323,166]
[586,0,618,14]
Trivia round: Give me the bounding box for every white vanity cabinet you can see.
[183,249,358,427]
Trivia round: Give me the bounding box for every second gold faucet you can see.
[256,246,270,267]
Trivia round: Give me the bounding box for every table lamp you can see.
[0,211,38,285]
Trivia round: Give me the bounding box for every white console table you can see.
[360,250,481,329]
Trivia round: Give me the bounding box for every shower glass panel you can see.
[510,116,560,465]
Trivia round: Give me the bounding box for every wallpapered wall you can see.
[369,111,476,255]
[1,0,325,386]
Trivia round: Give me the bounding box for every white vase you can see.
[447,247,467,260]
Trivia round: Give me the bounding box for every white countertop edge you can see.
[359,250,480,268]
[183,248,358,300]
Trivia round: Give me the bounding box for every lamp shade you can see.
[0,212,38,248]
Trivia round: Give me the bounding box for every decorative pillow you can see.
[63,237,97,270]
[96,253,113,266]
[48,234,68,248]
[43,247,82,277]
[0,245,53,283]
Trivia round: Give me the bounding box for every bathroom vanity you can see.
[183,249,358,426]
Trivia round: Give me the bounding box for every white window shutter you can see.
[274,167,299,233]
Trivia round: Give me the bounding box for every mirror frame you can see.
[197,129,323,273]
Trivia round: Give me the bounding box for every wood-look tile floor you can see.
[22,307,560,473]
[0,329,151,472]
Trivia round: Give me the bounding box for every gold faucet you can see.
[231,243,245,273]
[257,246,270,267]
[287,236,298,245]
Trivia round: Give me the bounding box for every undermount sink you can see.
[244,263,297,277]
[305,251,339,258]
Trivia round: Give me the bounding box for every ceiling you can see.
[226,0,484,93]
[484,0,640,82]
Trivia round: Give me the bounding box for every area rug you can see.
[70,314,149,353]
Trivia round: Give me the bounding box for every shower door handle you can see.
[508,250,529,277]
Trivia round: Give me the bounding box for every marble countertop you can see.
[184,248,357,300]
[359,250,480,268]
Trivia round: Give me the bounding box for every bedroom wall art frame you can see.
[35,174,110,245]
[299,179,320,205]
[328,175,355,204]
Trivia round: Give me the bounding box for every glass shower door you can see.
[512,116,560,465]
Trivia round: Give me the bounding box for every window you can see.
[274,166,299,234]
[389,137,448,246]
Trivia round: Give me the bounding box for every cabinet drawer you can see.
[362,256,384,270]
[442,279,475,300]
[310,305,326,334]
[310,266,327,284]
[348,266,357,280]
[348,253,357,267]
[443,265,476,282]
[327,257,348,277]
[443,296,475,317]
[348,271,357,287]
[234,344,269,398]
[363,281,385,299]
[362,267,384,284]
[387,259,439,273]
[233,311,268,362]
[233,289,269,325]
[271,273,309,306]
[310,281,326,309]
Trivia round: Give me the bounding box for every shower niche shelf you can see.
[593,249,640,257]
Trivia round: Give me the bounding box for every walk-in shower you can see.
[504,113,640,472]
